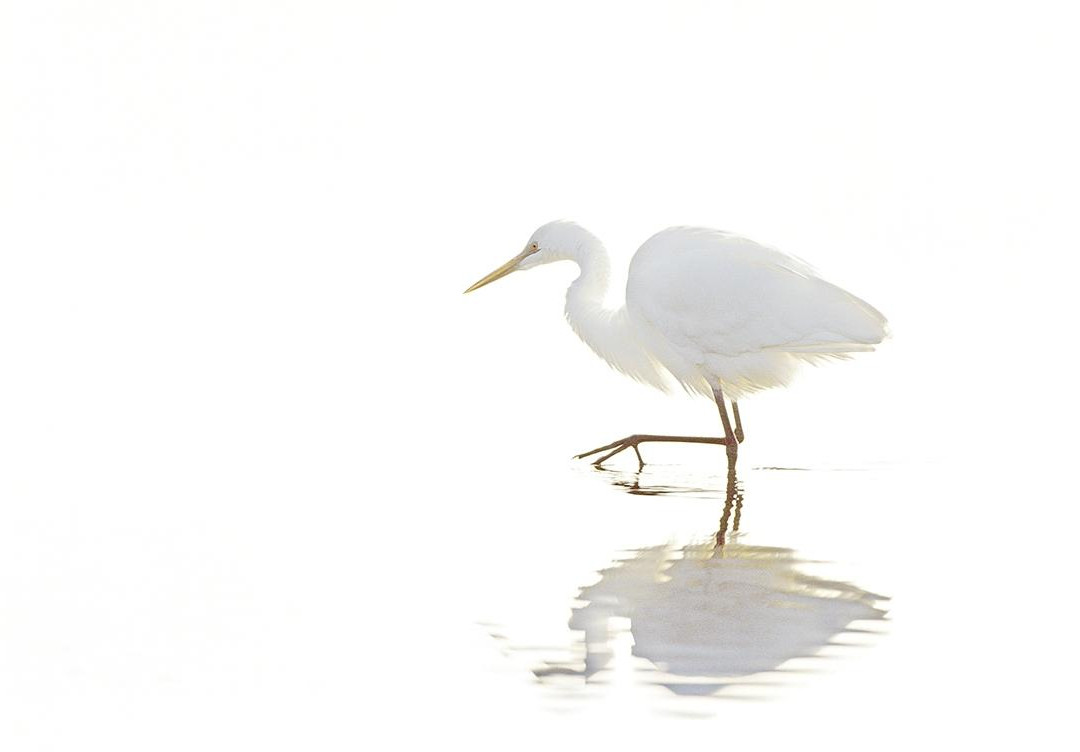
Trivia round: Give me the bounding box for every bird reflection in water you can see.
[505,466,887,699]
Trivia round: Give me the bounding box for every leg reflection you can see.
[715,465,743,548]
[516,460,888,698]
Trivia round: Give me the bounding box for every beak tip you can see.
[464,254,522,296]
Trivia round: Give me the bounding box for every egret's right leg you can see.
[712,385,738,463]
[732,401,745,444]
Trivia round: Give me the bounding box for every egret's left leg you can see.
[575,386,742,468]
[575,434,730,468]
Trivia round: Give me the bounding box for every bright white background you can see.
[2,1,1078,749]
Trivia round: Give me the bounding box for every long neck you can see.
[563,238,615,350]
[563,241,666,390]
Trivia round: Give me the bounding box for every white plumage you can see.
[464,220,888,463]
[623,225,888,399]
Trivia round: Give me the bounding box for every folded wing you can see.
[626,228,888,360]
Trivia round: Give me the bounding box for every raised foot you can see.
[574,434,646,468]
[575,434,731,468]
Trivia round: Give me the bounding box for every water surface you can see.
[475,462,891,711]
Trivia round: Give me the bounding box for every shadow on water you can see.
[491,464,889,702]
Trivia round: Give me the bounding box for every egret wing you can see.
[626,228,887,359]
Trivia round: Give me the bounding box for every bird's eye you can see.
[529,242,539,252]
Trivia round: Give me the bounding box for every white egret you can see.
[465,221,888,467]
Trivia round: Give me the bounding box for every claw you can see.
[574,435,636,460]
[593,440,634,467]
[578,436,648,469]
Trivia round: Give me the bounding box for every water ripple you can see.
[486,465,889,704]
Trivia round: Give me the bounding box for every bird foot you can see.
[575,434,732,468]
[574,434,647,468]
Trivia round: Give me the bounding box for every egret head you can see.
[463,221,595,293]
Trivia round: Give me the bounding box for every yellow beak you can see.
[463,251,528,294]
